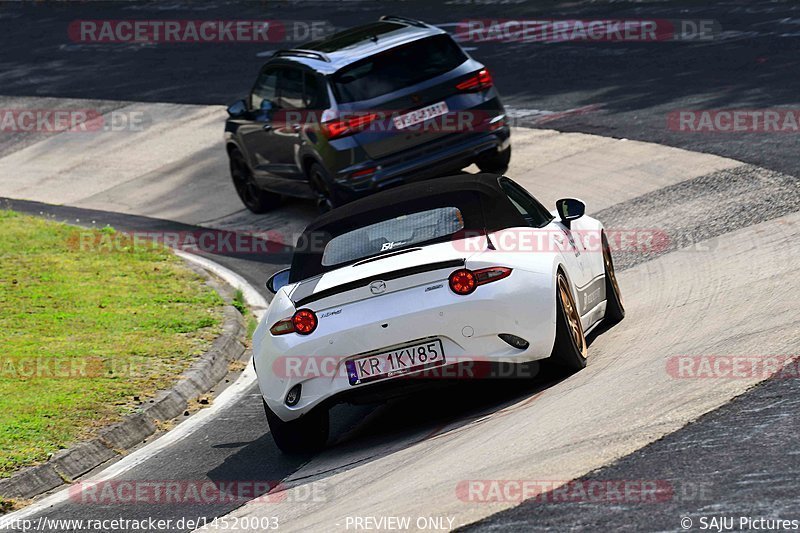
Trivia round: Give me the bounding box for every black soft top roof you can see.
[290,173,528,282]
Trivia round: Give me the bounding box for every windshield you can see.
[332,35,467,103]
[321,207,464,266]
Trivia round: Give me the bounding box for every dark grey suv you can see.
[224,15,511,213]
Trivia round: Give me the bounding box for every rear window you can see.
[332,35,467,103]
[321,207,464,266]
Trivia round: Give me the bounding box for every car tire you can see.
[550,272,588,372]
[229,148,282,213]
[602,232,625,323]
[307,162,344,213]
[264,400,329,454]
[476,146,511,174]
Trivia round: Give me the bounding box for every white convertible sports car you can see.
[254,173,624,453]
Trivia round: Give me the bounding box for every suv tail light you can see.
[448,267,512,295]
[456,69,493,92]
[322,113,378,139]
[270,308,318,335]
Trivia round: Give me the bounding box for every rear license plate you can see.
[346,339,446,386]
[393,101,449,130]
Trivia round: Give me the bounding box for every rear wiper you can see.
[353,247,422,266]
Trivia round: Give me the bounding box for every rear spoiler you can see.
[290,259,465,307]
[379,15,430,28]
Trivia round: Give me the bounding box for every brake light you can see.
[322,113,378,139]
[270,308,318,335]
[456,69,493,92]
[449,269,476,295]
[449,267,511,295]
[292,309,318,334]
[351,166,377,179]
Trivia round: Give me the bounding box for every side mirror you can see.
[226,99,247,118]
[556,198,585,225]
[266,268,291,294]
[254,100,275,125]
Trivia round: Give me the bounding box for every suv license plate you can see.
[393,101,449,130]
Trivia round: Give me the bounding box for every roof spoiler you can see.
[379,15,430,28]
[273,49,331,62]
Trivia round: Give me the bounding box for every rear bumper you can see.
[255,267,555,422]
[333,126,511,196]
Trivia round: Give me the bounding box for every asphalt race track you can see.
[1,1,799,532]
[2,0,799,176]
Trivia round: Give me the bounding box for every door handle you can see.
[262,123,272,131]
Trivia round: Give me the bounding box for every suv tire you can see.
[229,148,282,213]
[476,146,511,174]
[308,162,345,213]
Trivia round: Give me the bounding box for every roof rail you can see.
[379,15,429,28]
[273,49,331,62]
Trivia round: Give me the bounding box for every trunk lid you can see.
[288,240,482,310]
[347,72,477,159]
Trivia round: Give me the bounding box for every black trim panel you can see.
[294,259,465,307]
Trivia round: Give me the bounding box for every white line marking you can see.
[175,250,269,315]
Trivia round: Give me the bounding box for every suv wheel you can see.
[308,162,344,213]
[476,146,511,174]
[229,148,282,213]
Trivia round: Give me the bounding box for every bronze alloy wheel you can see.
[558,275,587,356]
[603,239,624,309]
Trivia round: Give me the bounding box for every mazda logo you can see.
[369,280,387,294]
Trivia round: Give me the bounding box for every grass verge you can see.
[0,210,224,478]
[231,288,259,338]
